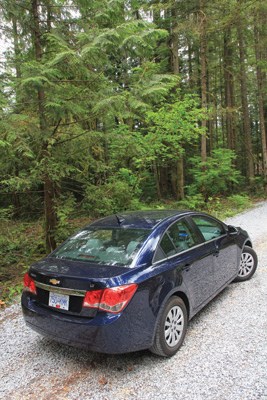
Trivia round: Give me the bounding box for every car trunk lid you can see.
[28,258,129,316]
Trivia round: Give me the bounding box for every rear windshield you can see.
[53,227,151,266]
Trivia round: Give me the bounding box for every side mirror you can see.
[227,225,239,235]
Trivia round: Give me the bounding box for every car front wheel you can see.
[234,246,258,282]
[150,296,188,357]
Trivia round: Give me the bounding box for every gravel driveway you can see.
[1,202,267,400]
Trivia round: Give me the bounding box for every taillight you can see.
[83,284,137,313]
[23,273,37,294]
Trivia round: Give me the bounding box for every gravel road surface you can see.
[1,202,267,400]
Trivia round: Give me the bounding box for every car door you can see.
[154,218,216,312]
[190,215,238,292]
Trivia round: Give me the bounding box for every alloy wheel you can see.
[238,252,254,277]
[164,305,184,347]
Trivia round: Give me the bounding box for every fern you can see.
[93,94,125,114]
[48,50,77,68]
[45,33,71,52]
[20,76,53,89]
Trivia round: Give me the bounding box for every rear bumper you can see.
[21,291,155,354]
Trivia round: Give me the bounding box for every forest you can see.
[0,0,266,296]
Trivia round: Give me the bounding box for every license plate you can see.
[49,292,69,310]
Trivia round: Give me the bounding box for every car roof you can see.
[89,210,192,229]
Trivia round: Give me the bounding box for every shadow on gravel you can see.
[36,337,169,384]
[33,282,240,380]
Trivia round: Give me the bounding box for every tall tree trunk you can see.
[176,156,184,200]
[199,0,207,164]
[11,16,22,217]
[170,6,184,200]
[11,17,21,80]
[32,0,57,252]
[223,28,236,151]
[237,21,254,183]
[254,13,267,193]
[187,38,194,90]
[159,166,169,198]
[153,162,162,199]
[171,7,179,76]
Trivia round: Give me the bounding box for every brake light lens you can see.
[83,284,138,313]
[23,273,37,294]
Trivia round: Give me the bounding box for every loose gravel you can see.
[1,202,267,400]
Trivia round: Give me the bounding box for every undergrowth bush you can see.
[177,194,206,210]
[188,149,242,199]
[55,193,77,244]
[0,219,46,305]
[83,169,141,217]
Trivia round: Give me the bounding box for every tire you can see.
[150,296,188,357]
[234,246,258,282]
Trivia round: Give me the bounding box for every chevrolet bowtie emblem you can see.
[49,278,60,285]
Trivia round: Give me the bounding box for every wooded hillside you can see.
[0,0,266,252]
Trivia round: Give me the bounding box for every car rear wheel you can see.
[234,246,258,282]
[150,296,188,357]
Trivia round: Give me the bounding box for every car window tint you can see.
[192,216,225,241]
[154,219,198,263]
[167,220,198,250]
[153,246,166,263]
[53,228,150,266]
[160,233,176,257]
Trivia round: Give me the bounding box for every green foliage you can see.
[117,168,139,188]
[220,194,252,217]
[83,169,141,217]
[188,149,242,199]
[227,194,251,208]
[142,95,206,165]
[0,0,266,280]
[5,283,24,302]
[0,206,14,220]
[0,222,46,267]
[55,194,77,243]
[177,194,206,210]
[0,219,46,305]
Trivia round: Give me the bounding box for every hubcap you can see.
[238,252,254,277]
[164,306,184,347]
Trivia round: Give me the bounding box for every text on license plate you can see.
[49,292,69,310]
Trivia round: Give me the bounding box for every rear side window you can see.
[154,219,199,263]
[191,216,225,241]
[160,234,176,257]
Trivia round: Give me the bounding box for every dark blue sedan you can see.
[21,210,258,357]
